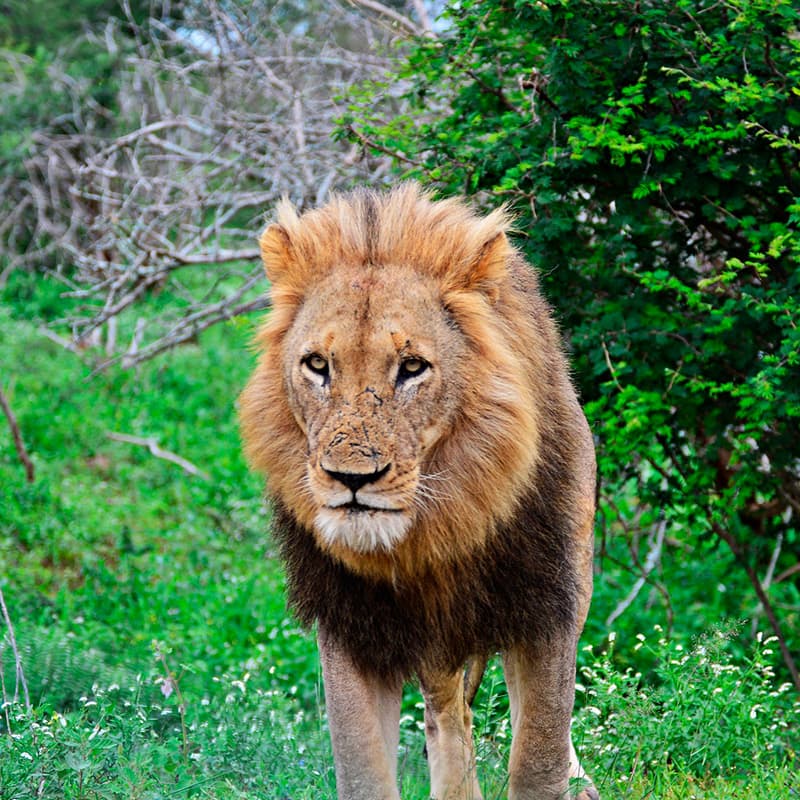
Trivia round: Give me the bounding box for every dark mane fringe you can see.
[273,423,581,682]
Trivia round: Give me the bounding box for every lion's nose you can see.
[323,463,390,493]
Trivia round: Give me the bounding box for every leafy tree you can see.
[343,0,800,683]
[0,0,155,52]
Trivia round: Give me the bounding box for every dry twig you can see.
[606,518,667,629]
[107,431,211,480]
[0,587,31,713]
[348,0,424,35]
[0,386,35,483]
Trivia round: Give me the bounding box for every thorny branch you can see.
[0,0,421,365]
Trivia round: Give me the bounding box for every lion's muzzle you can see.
[322,462,391,494]
[312,440,416,553]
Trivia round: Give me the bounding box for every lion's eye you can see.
[397,357,429,383]
[303,354,329,379]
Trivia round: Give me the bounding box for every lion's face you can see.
[282,265,468,553]
[240,185,546,575]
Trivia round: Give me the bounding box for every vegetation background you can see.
[1,1,798,798]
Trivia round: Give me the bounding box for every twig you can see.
[0,650,12,733]
[0,587,31,712]
[345,124,430,169]
[751,532,783,639]
[155,648,190,759]
[606,518,667,628]
[92,284,270,373]
[600,338,622,390]
[38,327,87,360]
[0,261,14,290]
[465,68,522,115]
[0,386,35,483]
[408,0,435,35]
[600,495,675,633]
[347,0,422,35]
[107,432,210,480]
[712,521,800,692]
[121,318,147,369]
[774,562,800,584]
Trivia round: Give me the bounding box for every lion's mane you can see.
[240,184,595,680]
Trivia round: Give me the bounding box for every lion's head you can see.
[240,184,558,578]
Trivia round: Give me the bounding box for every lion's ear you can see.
[259,203,314,314]
[259,222,295,286]
[471,231,510,303]
[446,231,510,304]
[259,196,310,292]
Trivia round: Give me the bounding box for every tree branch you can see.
[107,432,210,480]
[712,521,800,692]
[0,386,35,483]
[0,586,31,712]
[348,0,422,36]
[606,518,667,628]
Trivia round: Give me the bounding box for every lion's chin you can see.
[314,507,412,553]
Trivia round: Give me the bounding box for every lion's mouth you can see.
[329,500,404,514]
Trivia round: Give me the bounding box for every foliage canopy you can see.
[343,0,800,672]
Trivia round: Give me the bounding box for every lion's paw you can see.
[574,786,600,800]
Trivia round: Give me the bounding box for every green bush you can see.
[342,0,800,676]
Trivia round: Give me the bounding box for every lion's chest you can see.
[272,499,577,681]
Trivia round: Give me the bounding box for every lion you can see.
[239,183,599,800]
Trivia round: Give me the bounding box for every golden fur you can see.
[240,184,585,580]
[239,184,598,800]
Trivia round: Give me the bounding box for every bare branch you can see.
[37,327,90,362]
[107,432,211,480]
[751,532,783,639]
[774,562,800,584]
[408,0,435,34]
[0,587,31,712]
[606,518,666,628]
[0,386,35,484]
[348,0,423,35]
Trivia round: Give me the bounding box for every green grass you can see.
[1,275,797,798]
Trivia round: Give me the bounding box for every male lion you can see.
[240,184,599,800]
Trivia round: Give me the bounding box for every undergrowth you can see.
[1,276,797,798]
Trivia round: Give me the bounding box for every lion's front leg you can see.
[420,667,483,800]
[503,638,598,800]
[318,627,401,800]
